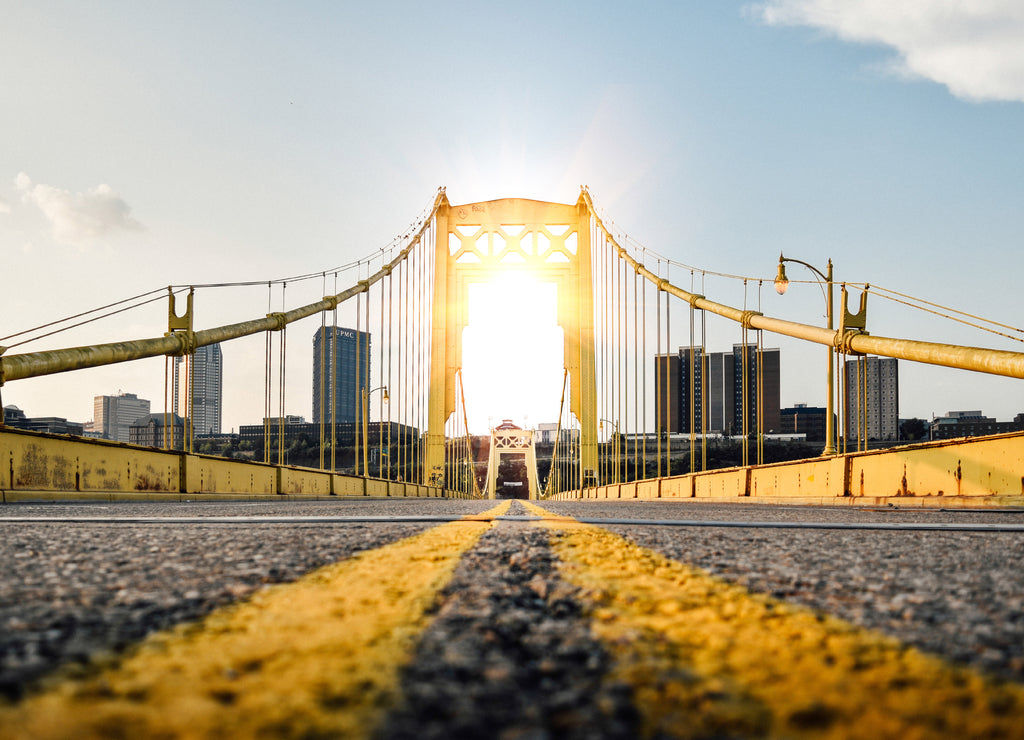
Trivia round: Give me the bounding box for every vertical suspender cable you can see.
[605,229,611,484]
[422,221,429,484]
[417,229,423,483]
[163,357,170,450]
[319,274,326,470]
[458,369,477,497]
[399,255,406,481]
[619,242,626,484]
[861,357,868,451]
[278,283,287,466]
[856,357,862,451]
[601,230,608,485]
[379,267,385,478]
[549,368,569,496]
[187,351,194,454]
[656,261,662,478]
[756,280,764,466]
[633,256,639,482]
[665,264,672,478]
[701,272,708,471]
[331,272,338,473]
[843,353,850,455]
[411,240,418,482]
[264,281,272,464]
[641,249,647,481]
[365,271,372,476]
[356,288,364,474]
[741,280,749,468]
[689,277,695,474]
[855,356,862,451]
[419,224,426,485]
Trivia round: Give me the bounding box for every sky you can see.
[2,0,1024,434]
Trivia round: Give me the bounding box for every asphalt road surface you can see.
[2,498,1023,739]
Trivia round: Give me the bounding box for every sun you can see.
[460,270,564,433]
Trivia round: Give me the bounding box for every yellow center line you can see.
[0,501,511,740]
[523,501,1024,739]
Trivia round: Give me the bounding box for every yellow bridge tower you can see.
[426,194,598,488]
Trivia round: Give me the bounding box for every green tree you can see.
[900,418,929,441]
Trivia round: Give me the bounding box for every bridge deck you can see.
[2,499,1023,738]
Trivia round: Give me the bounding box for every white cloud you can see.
[15,172,143,245]
[0,196,9,215]
[753,0,1024,103]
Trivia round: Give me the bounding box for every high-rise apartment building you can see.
[732,343,781,436]
[93,392,150,442]
[655,343,780,435]
[844,356,899,441]
[313,327,371,424]
[706,350,735,435]
[173,343,223,435]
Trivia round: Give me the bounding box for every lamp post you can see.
[599,418,620,484]
[362,385,389,477]
[774,254,836,456]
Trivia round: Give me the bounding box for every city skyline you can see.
[2,3,1023,430]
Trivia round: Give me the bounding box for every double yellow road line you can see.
[3,501,1022,739]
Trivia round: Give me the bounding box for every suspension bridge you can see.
[3,190,1024,738]
[2,188,1022,506]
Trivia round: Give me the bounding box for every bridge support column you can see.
[572,195,598,486]
[426,196,453,486]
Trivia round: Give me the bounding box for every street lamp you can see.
[599,418,620,484]
[362,385,389,477]
[775,253,836,456]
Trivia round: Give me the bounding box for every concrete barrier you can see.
[749,457,838,499]
[6,426,1024,506]
[0,428,483,501]
[849,433,1024,501]
[332,474,365,496]
[278,466,332,496]
[185,455,276,495]
[2,428,180,493]
[693,468,748,499]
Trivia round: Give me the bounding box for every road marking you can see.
[524,501,1024,739]
[6,514,1024,532]
[0,501,510,740]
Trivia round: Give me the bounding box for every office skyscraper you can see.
[173,343,223,435]
[845,356,899,441]
[313,326,371,424]
[94,392,150,442]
